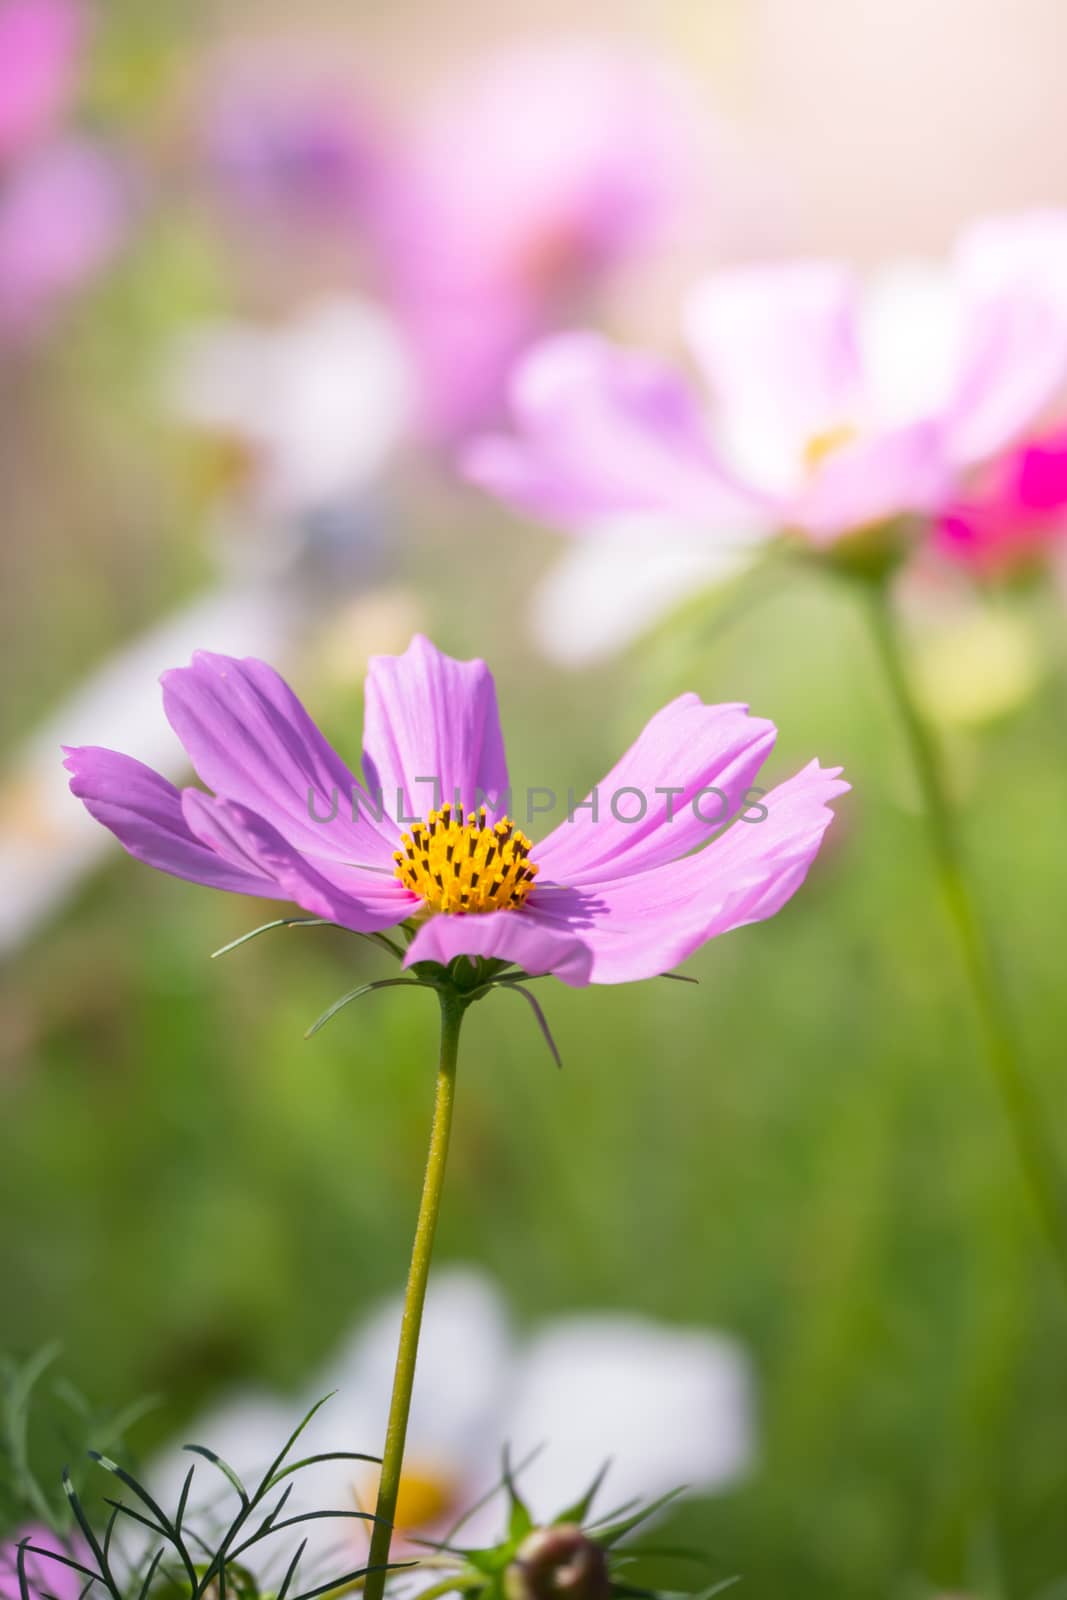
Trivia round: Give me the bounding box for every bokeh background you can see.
[4,2,1067,1596]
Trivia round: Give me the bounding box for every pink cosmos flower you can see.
[63,635,846,986]
[206,58,385,232]
[375,42,704,443]
[465,212,1067,548]
[0,135,127,336]
[0,1527,88,1600]
[0,0,82,163]
[206,41,706,443]
[0,0,127,342]
[936,424,1067,575]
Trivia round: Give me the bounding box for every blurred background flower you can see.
[201,38,717,444]
[0,0,129,344]
[0,1526,88,1600]
[151,1270,752,1564]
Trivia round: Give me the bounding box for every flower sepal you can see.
[414,1462,733,1600]
[405,955,534,1000]
[792,513,924,585]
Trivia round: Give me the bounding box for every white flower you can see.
[150,1269,753,1574]
[529,520,750,668]
[0,295,416,955]
[165,295,415,527]
[0,582,293,956]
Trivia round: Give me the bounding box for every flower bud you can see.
[504,1523,611,1600]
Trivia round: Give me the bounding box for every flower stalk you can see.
[864,579,1067,1293]
[364,985,467,1600]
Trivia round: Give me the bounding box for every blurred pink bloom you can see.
[937,425,1067,574]
[0,135,127,337]
[207,41,707,441]
[0,0,129,342]
[0,1528,88,1600]
[0,0,82,162]
[378,43,703,441]
[466,212,1067,548]
[208,61,385,229]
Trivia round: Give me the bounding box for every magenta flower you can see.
[0,0,82,163]
[466,212,1067,547]
[937,424,1067,575]
[64,636,846,987]
[0,1528,88,1600]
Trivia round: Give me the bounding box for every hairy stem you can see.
[364,988,466,1600]
[865,581,1067,1294]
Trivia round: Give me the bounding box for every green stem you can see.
[364,988,467,1600]
[864,581,1067,1293]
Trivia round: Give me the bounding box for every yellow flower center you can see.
[393,804,539,915]
[803,422,859,472]
[359,1460,458,1533]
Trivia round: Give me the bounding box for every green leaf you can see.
[593,1488,686,1549]
[174,1464,195,1536]
[254,1392,338,1500]
[462,1546,513,1577]
[18,1544,100,1588]
[275,1539,308,1600]
[265,1448,381,1492]
[16,1539,32,1600]
[62,1473,121,1600]
[5,1344,63,1525]
[229,1507,378,1564]
[181,1445,250,1510]
[553,1460,611,1526]
[231,1481,292,1552]
[135,1548,166,1600]
[619,1545,716,1570]
[502,1447,533,1543]
[89,1455,199,1592]
[287,1558,416,1600]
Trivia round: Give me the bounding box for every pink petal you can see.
[947,211,1067,465]
[403,907,592,987]
[1,1527,91,1600]
[372,42,703,441]
[161,652,397,867]
[685,261,863,486]
[536,694,776,884]
[936,425,1067,571]
[789,419,950,543]
[463,331,768,531]
[0,0,82,162]
[361,634,510,825]
[525,760,847,984]
[182,793,411,932]
[63,746,280,898]
[0,137,127,339]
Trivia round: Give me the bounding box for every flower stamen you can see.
[393,804,539,914]
[803,422,859,472]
